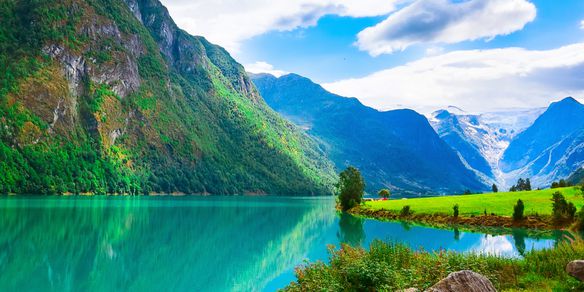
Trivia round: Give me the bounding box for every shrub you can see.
[513,199,524,221]
[453,204,459,218]
[284,240,584,291]
[400,205,412,217]
[551,191,577,222]
[577,206,584,231]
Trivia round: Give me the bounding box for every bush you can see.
[577,206,584,231]
[551,191,576,222]
[453,204,459,218]
[284,240,584,291]
[400,205,412,217]
[513,199,524,221]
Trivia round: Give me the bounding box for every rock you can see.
[566,260,584,281]
[426,270,496,292]
[400,288,419,292]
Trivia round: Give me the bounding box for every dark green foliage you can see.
[510,178,531,192]
[400,205,412,217]
[577,206,584,231]
[551,191,576,222]
[551,179,570,189]
[452,204,459,218]
[513,199,524,221]
[492,184,498,193]
[377,189,390,199]
[337,166,365,210]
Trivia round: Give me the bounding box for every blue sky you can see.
[162,0,584,112]
[240,0,584,83]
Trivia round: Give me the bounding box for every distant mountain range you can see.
[251,73,487,196]
[253,72,584,194]
[501,97,584,187]
[430,97,584,189]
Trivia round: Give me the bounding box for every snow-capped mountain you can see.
[501,97,584,188]
[429,106,545,189]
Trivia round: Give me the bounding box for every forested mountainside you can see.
[252,73,487,196]
[0,0,336,195]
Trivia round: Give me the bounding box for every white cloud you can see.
[580,20,584,30]
[161,0,402,54]
[356,0,536,56]
[245,61,288,77]
[323,43,584,113]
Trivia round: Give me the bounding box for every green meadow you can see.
[364,187,583,216]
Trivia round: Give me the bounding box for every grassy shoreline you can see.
[350,187,583,230]
[283,239,584,291]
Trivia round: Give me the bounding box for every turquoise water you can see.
[0,196,565,291]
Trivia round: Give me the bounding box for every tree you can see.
[510,178,532,192]
[491,184,498,193]
[377,189,390,199]
[513,199,524,221]
[525,178,532,191]
[551,191,577,222]
[337,166,365,211]
[453,204,459,218]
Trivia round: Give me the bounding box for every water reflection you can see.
[337,212,365,246]
[0,197,569,291]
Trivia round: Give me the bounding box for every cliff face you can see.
[0,0,336,195]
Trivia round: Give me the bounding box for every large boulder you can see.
[426,270,496,292]
[566,260,584,281]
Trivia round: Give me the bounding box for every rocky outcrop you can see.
[427,270,496,292]
[566,260,584,281]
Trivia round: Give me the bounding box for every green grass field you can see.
[364,187,583,217]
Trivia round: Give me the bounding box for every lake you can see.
[0,196,566,291]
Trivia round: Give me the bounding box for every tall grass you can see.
[284,239,584,291]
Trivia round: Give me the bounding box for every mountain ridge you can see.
[252,73,488,196]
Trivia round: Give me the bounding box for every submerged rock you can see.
[566,260,584,281]
[426,270,496,292]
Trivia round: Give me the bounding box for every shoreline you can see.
[348,205,575,231]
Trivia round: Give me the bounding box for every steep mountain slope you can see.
[251,73,487,196]
[0,0,336,195]
[429,107,543,187]
[568,167,584,185]
[501,97,584,187]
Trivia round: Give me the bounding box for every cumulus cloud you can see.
[581,20,584,30]
[356,0,536,56]
[245,61,288,77]
[161,0,402,53]
[323,43,584,113]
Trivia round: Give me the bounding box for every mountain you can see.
[568,167,584,185]
[501,97,584,187]
[0,0,336,195]
[429,107,544,186]
[251,73,487,196]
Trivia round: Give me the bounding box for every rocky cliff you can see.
[0,0,336,195]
